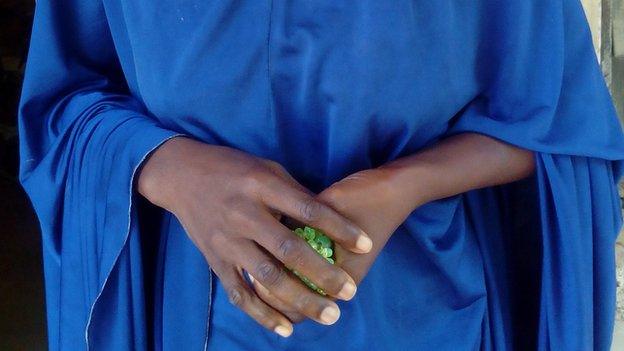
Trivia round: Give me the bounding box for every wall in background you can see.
[1,1,623,350]
[582,3,624,348]
[582,0,624,119]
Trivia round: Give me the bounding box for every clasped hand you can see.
[138,137,409,338]
[139,134,535,338]
[249,165,420,325]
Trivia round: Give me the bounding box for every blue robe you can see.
[18,1,624,350]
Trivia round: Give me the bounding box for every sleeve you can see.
[445,1,624,350]
[18,1,183,349]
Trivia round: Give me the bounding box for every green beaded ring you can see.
[291,226,335,295]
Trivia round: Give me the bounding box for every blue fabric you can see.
[18,1,624,350]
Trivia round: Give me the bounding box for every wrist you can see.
[377,158,435,210]
[137,136,190,210]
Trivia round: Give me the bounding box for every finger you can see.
[248,272,306,323]
[262,187,373,254]
[236,241,342,325]
[253,213,357,301]
[263,160,314,196]
[212,261,293,337]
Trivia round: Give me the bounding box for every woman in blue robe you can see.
[18,0,624,350]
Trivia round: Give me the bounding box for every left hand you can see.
[249,133,536,326]
[248,166,423,323]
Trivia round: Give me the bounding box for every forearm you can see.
[381,133,535,209]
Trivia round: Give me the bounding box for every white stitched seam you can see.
[84,133,184,350]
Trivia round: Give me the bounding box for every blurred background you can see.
[1,0,46,350]
[563,1,624,348]
[0,0,623,350]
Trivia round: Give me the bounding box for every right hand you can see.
[137,137,373,337]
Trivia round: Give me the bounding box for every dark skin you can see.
[138,137,373,337]
[138,133,535,336]
[248,133,535,323]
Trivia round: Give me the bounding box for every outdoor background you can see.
[0,0,623,349]
[581,1,624,348]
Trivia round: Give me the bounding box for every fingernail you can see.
[337,281,357,300]
[355,235,373,253]
[274,325,292,338]
[319,306,341,325]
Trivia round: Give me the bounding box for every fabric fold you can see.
[441,3,624,347]
[18,0,624,350]
[463,154,623,350]
[534,154,622,350]
[18,1,183,349]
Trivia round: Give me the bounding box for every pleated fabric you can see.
[18,1,624,349]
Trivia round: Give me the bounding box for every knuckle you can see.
[223,207,253,229]
[317,269,345,292]
[256,261,285,287]
[240,174,264,194]
[319,188,347,212]
[256,311,273,327]
[264,160,286,174]
[208,231,229,251]
[299,198,323,223]
[278,237,305,266]
[241,167,288,200]
[293,294,315,313]
[240,164,271,193]
[226,285,247,308]
[290,314,306,324]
